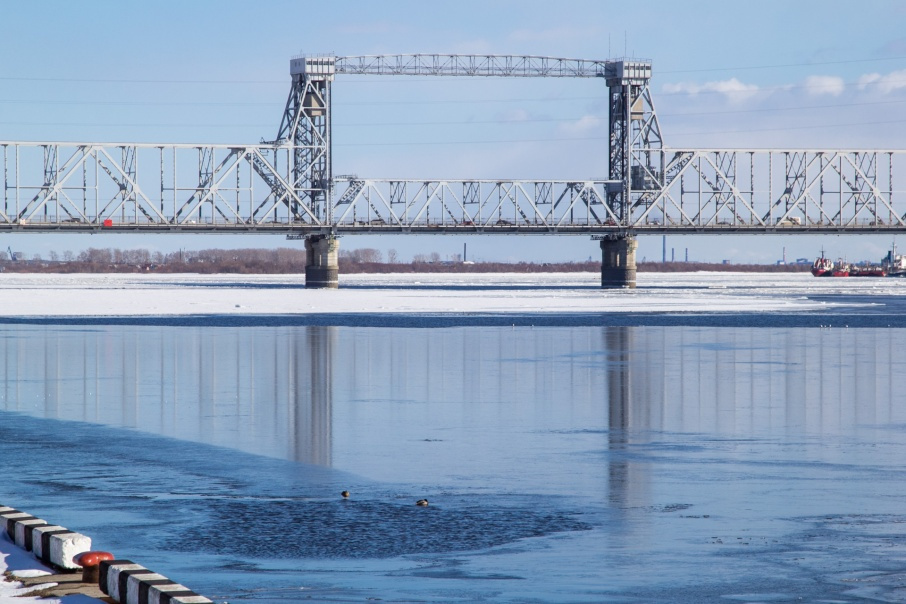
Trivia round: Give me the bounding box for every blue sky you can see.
[1,0,905,263]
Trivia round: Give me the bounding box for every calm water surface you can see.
[1,323,905,602]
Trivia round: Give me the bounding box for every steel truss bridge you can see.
[1,53,903,235]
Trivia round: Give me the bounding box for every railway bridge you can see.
[2,54,903,287]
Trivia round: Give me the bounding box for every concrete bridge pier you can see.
[600,236,638,289]
[305,234,339,288]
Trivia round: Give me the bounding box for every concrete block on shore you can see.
[100,559,213,604]
[0,505,211,602]
[0,507,91,570]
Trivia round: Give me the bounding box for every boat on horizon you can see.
[810,250,851,277]
[882,243,906,277]
[812,244,904,278]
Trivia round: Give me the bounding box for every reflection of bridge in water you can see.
[3,54,904,287]
[2,323,903,504]
[0,325,335,465]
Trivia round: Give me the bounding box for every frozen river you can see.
[0,270,902,320]
[1,272,906,602]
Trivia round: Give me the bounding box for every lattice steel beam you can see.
[635,149,905,232]
[334,54,615,77]
[330,178,631,233]
[2,143,904,234]
[0,142,324,232]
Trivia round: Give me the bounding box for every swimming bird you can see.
[416,499,429,507]
[341,490,350,498]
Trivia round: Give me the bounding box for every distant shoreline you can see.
[0,246,815,274]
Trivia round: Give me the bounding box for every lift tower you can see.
[600,60,662,287]
[274,56,337,287]
[605,60,662,222]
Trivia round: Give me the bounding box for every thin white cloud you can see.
[559,115,602,135]
[858,73,882,88]
[803,75,844,96]
[857,69,906,94]
[662,78,759,102]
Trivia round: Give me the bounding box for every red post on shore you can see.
[75,551,114,584]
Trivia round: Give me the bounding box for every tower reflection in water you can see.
[602,325,906,434]
[605,326,633,509]
[601,325,906,507]
[0,324,335,466]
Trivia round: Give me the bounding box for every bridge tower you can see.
[602,60,661,288]
[276,55,338,288]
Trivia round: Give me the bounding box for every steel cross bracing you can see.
[3,141,901,233]
[328,148,904,233]
[334,54,611,77]
[0,140,614,232]
[0,142,323,231]
[1,54,904,233]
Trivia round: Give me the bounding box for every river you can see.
[1,312,905,601]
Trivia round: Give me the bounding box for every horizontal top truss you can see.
[334,54,621,78]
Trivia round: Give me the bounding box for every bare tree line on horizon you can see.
[0,246,810,274]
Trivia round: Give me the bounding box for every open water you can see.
[2,312,906,602]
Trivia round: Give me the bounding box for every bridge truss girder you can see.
[1,142,904,234]
[334,54,611,77]
[327,149,904,233]
[329,178,624,233]
[0,142,324,232]
[636,149,905,232]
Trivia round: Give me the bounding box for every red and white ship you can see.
[810,251,836,277]
[812,248,890,277]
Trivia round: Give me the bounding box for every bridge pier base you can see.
[600,237,638,289]
[305,235,339,289]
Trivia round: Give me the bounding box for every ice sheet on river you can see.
[0,271,899,316]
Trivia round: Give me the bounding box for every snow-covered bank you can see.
[0,271,898,317]
[0,537,96,603]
